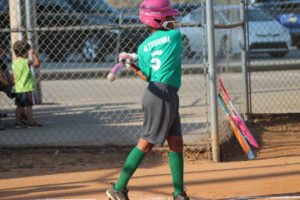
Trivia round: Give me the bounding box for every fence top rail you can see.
[0,21,245,32]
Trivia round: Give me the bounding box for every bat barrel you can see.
[107,62,123,82]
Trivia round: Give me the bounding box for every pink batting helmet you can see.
[139,0,180,29]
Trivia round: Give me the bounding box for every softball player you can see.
[106,0,189,199]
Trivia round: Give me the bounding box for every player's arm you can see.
[127,63,147,82]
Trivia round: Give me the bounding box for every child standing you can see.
[12,40,42,128]
[106,0,189,199]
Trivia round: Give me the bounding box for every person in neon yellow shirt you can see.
[12,40,42,128]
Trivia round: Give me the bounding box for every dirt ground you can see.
[0,114,300,200]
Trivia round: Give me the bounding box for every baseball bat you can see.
[218,78,259,149]
[107,62,123,82]
[218,93,255,160]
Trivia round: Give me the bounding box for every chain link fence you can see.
[247,0,300,114]
[0,0,299,158]
[0,0,211,150]
[215,0,300,161]
[214,1,300,115]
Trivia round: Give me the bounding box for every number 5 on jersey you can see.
[150,50,162,71]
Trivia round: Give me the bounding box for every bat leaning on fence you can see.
[218,78,259,149]
[217,93,255,160]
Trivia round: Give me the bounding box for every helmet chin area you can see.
[162,21,177,30]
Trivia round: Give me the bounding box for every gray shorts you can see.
[141,82,181,146]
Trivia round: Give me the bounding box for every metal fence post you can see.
[25,0,42,104]
[240,0,249,120]
[9,0,23,61]
[206,0,220,162]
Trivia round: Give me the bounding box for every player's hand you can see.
[29,49,36,55]
[119,52,137,66]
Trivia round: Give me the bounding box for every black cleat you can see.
[174,192,190,200]
[106,183,129,200]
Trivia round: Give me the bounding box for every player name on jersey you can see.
[144,35,170,52]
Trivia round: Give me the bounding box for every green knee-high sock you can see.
[169,151,184,197]
[114,147,145,190]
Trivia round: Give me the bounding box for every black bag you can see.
[0,83,16,99]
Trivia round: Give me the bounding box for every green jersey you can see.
[12,58,36,93]
[138,29,183,89]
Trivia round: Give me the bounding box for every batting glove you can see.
[119,52,137,68]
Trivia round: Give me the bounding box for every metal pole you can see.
[9,0,23,62]
[17,0,23,40]
[240,0,249,120]
[116,11,123,58]
[25,0,42,104]
[25,0,32,48]
[201,0,211,160]
[206,0,220,162]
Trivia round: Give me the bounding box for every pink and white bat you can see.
[218,78,259,149]
[107,62,123,82]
